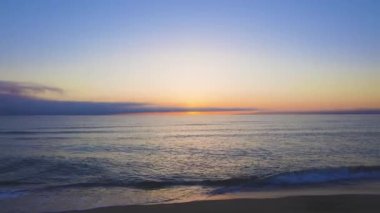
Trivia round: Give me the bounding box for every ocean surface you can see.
[0,114,380,212]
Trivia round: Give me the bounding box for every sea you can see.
[0,114,379,212]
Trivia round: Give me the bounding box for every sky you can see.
[0,0,379,115]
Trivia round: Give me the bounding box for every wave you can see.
[0,189,27,200]
[266,166,380,185]
[44,177,260,190]
[2,161,380,194]
[32,125,143,130]
[0,181,42,186]
[0,130,115,135]
[36,166,380,192]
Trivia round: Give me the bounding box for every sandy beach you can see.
[68,194,380,213]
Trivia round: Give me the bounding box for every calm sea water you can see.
[0,114,380,212]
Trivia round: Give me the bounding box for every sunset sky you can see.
[1,0,379,114]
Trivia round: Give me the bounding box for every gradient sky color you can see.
[1,0,379,112]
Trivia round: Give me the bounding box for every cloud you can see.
[0,81,255,115]
[0,81,63,96]
[0,95,254,115]
[1,81,378,115]
[256,109,380,115]
[284,109,380,114]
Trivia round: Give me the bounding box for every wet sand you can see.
[67,194,380,213]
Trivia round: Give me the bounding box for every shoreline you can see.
[2,180,380,212]
[67,194,380,213]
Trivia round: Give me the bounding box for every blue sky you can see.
[0,0,379,113]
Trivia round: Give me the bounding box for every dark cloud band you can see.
[0,81,63,96]
[0,81,255,115]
